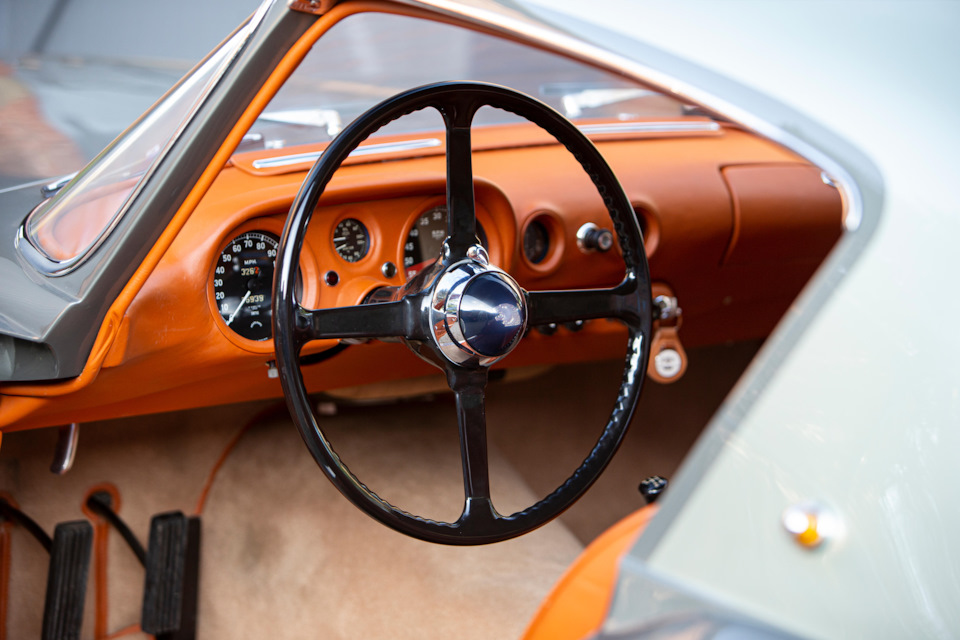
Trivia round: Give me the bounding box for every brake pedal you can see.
[142,512,201,639]
[42,520,93,640]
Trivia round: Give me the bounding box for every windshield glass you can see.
[22,12,261,269]
[242,12,686,153]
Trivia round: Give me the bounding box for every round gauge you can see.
[213,231,279,341]
[523,219,550,264]
[403,205,488,279]
[332,218,369,263]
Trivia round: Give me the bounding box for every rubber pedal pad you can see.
[142,512,201,638]
[42,520,93,640]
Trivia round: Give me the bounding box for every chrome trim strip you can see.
[250,138,443,169]
[579,121,719,135]
[248,121,715,171]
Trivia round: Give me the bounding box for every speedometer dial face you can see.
[332,218,369,263]
[213,231,279,341]
[403,205,487,279]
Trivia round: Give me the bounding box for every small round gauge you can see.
[213,231,279,341]
[523,219,550,264]
[403,205,488,279]
[332,218,369,263]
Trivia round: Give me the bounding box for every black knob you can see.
[639,475,668,504]
[535,323,558,336]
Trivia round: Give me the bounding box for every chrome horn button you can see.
[458,273,525,356]
[429,252,527,367]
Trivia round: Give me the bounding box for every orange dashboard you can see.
[0,121,842,431]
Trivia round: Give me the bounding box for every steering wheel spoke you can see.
[526,277,644,327]
[439,97,482,259]
[446,366,492,503]
[295,298,425,344]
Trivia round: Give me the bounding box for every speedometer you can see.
[403,205,487,279]
[213,231,279,341]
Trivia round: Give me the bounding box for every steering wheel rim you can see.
[274,82,652,545]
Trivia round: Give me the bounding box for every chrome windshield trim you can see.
[250,138,443,169]
[19,1,274,277]
[579,121,719,135]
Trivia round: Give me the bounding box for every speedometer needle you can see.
[226,290,251,326]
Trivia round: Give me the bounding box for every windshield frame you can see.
[16,3,271,276]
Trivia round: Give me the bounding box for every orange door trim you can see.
[522,505,658,640]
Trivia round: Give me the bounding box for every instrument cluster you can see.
[209,195,611,346]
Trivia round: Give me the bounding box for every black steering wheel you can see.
[274,82,651,545]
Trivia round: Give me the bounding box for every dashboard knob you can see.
[576,222,614,253]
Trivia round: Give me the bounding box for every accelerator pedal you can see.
[142,512,201,639]
[42,521,93,640]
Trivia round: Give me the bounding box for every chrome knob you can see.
[576,222,614,253]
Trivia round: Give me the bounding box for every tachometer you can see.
[213,231,279,341]
[403,205,487,279]
[332,218,369,263]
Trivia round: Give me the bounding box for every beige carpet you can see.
[0,340,757,639]
[486,340,761,542]
[0,400,583,639]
